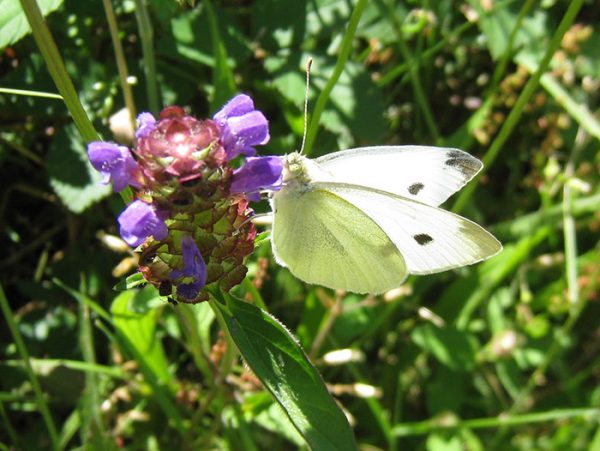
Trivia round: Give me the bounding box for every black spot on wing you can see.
[413,233,433,245]
[444,150,481,177]
[408,183,425,195]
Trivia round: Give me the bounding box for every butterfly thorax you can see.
[282,152,333,192]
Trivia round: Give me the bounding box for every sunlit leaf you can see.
[214,295,357,451]
[0,0,63,49]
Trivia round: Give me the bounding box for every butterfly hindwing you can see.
[270,187,408,294]
[312,182,502,275]
[315,146,483,207]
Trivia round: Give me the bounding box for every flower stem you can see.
[102,0,137,129]
[133,0,160,113]
[0,284,60,450]
[303,0,368,156]
[18,0,98,142]
[19,0,133,204]
[377,0,440,143]
[392,407,599,437]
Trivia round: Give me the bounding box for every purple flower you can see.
[87,142,141,191]
[118,200,168,247]
[213,94,270,160]
[135,112,157,139]
[230,156,283,200]
[171,235,207,300]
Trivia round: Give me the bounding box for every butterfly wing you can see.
[311,182,502,275]
[270,186,408,294]
[315,146,483,207]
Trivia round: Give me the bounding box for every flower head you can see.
[135,106,222,184]
[213,94,270,160]
[118,200,168,247]
[231,156,283,199]
[87,142,141,191]
[87,94,277,303]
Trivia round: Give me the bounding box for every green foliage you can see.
[47,124,111,213]
[215,293,356,450]
[0,0,63,49]
[1,0,599,449]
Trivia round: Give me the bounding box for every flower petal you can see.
[213,94,270,159]
[230,156,283,196]
[135,112,157,139]
[118,200,168,247]
[87,141,141,191]
[213,94,255,125]
[171,235,207,301]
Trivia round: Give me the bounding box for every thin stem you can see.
[102,0,137,129]
[133,0,160,112]
[0,136,45,166]
[78,281,108,443]
[392,407,600,437]
[18,0,98,142]
[303,0,368,156]
[0,400,20,449]
[452,0,586,214]
[509,136,587,414]
[0,87,62,99]
[3,358,125,379]
[376,20,474,88]
[0,284,61,450]
[174,305,215,381]
[309,294,342,359]
[18,0,132,204]
[488,0,536,91]
[563,142,581,307]
[379,0,440,142]
[203,0,236,110]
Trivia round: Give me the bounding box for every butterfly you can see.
[269,146,502,294]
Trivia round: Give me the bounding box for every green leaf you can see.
[47,124,110,213]
[111,288,172,385]
[253,230,271,247]
[411,323,480,372]
[0,0,64,49]
[467,0,549,61]
[113,272,146,291]
[214,296,357,451]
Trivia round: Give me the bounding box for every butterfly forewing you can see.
[315,146,483,207]
[271,187,408,294]
[312,182,502,275]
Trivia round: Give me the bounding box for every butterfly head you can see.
[282,152,310,184]
[281,152,335,191]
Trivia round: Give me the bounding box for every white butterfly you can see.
[269,146,502,294]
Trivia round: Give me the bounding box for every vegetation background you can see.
[1,0,599,449]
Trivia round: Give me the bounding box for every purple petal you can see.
[118,200,168,247]
[135,112,157,139]
[227,111,270,146]
[171,235,207,300]
[230,156,283,196]
[220,111,270,159]
[213,94,255,125]
[213,94,270,160]
[87,141,141,191]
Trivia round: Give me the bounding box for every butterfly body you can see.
[270,146,502,294]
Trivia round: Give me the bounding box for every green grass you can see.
[1,0,599,449]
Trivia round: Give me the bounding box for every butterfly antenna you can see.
[299,57,313,155]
